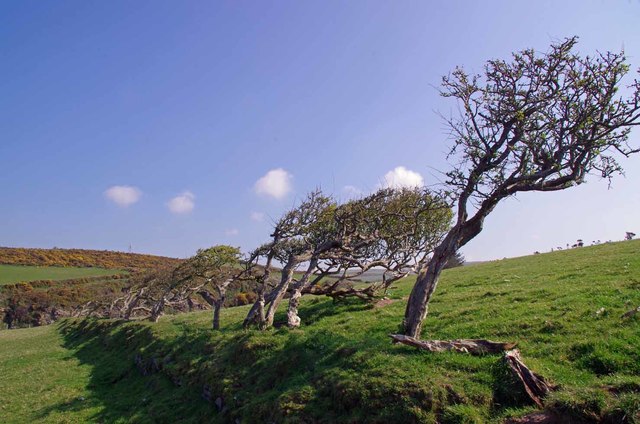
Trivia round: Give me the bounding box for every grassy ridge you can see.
[1,241,639,423]
[0,265,122,285]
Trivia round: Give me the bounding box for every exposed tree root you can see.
[389,334,516,355]
[390,335,555,408]
[504,349,555,408]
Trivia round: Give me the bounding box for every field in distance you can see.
[0,265,122,285]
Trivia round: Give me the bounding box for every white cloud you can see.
[380,166,424,189]
[225,228,239,236]
[342,185,363,199]
[104,185,142,207]
[254,168,293,199]
[250,211,265,222]
[167,191,195,214]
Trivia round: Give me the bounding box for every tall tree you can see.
[403,37,640,338]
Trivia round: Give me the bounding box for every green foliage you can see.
[186,245,241,278]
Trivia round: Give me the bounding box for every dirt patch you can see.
[373,298,395,308]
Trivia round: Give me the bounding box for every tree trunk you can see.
[264,259,296,328]
[212,285,226,330]
[244,289,277,328]
[123,288,145,320]
[197,289,221,330]
[212,300,222,330]
[286,290,303,328]
[256,291,266,329]
[286,258,318,328]
[403,219,484,338]
[149,297,165,323]
[402,243,455,338]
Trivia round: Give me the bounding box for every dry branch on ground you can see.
[389,334,516,355]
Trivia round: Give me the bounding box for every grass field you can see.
[0,265,122,285]
[1,240,639,423]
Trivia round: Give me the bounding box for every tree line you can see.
[87,37,640,339]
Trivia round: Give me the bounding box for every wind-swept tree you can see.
[302,188,451,301]
[108,263,177,320]
[188,245,242,329]
[244,187,451,329]
[242,190,338,329]
[402,37,640,338]
[110,245,241,328]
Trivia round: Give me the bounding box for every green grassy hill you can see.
[1,241,639,423]
[0,265,122,285]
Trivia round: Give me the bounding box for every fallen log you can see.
[504,349,555,407]
[389,334,516,355]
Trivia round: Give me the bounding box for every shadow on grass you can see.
[34,297,541,423]
[294,296,371,326]
[35,300,367,423]
[35,297,423,423]
[37,319,215,423]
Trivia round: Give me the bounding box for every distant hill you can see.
[0,247,181,271]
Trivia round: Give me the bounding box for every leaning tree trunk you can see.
[123,288,145,320]
[403,219,484,338]
[286,258,318,328]
[402,256,449,338]
[263,260,296,328]
[243,289,277,328]
[149,296,166,323]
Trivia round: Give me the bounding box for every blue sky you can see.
[1,1,639,260]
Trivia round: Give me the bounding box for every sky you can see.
[1,1,639,261]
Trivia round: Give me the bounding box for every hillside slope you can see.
[0,247,181,271]
[0,247,183,329]
[1,241,639,423]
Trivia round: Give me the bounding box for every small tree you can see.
[188,245,242,329]
[110,245,240,328]
[403,37,640,338]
